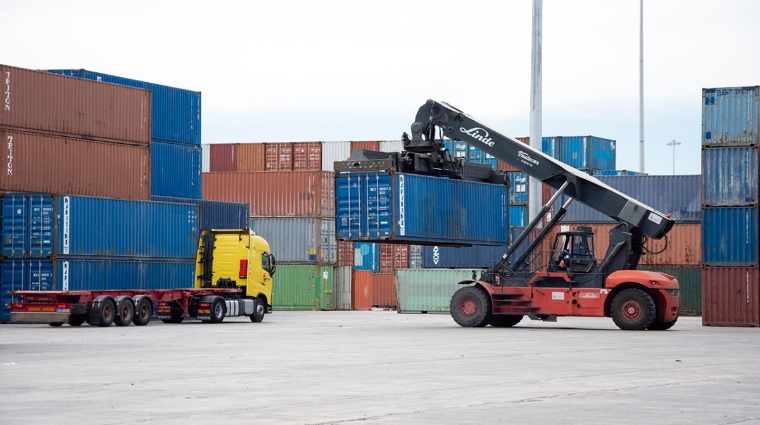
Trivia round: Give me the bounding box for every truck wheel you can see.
[69,315,86,327]
[132,298,152,326]
[490,314,523,327]
[250,298,265,323]
[98,299,116,327]
[648,315,678,331]
[114,298,134,326]
[209,298,226,323]
[450,286,492,327]
[49,322,64,327]
[611,288,656,330]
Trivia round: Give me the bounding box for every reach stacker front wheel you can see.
[450,286,492,327]
[611,288,656,330]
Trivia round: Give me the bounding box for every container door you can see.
[335,173,364,238]
[317,267,334,311]
[363,172,392,238]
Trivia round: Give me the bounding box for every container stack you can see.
[701,86,760,327]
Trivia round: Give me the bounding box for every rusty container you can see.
[237,143,266,172]
[265,143,294,171]
[352,270,372,310]
[202,170,335,217]
[0,64,150,145]
[0,129,150,199]
[209,143,237,172]
[337,240,354,267]
[702,266,759,327]
[370,273,397,308]
[497,137,529,172]
[350,141,379,154]
[379,244,409,272]
[293,142,323,170]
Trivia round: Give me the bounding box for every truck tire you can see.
[450,286,492,327]
[250,298,265,323]
[98,299,116,327]
[114,298,134,326]
[208,298,226,323]
[611,288,656,330]
[132,298,152,326]
[69,315,86,327]
[49,322,64,327]
[490,314,523,327]
[648,315,678,331]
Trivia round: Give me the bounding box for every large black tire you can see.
[450,286,492,327]
[161,309,184,324]
[648,315,678,331]
[97,299,116,327]
[114,298,134,326]
[490,314,524,327]
[250,298,265,323]
[132,298,152,326]
[68,315,86,327]
[611,288,656,330]
[208,298,226,323]
[49,322,64,327]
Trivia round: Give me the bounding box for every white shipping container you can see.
[249,217,337,264]
[379,140,403,153]
[321,141,352,171]
[201,143,211,172]
[334,265,352,310]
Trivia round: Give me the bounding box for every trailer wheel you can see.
[49,322,64,327]
[611,288,656,330]
[490,314,523,327]
[98,299,116,327]
[114,298,134,326]
[648,315,678,331]
[250,298,265,323]
[161,309,184,324]
[209,298,226,323]
[450,286,492,327]
[133,298,152,326]
[69,315,86,327]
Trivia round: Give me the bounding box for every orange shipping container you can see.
[350,141,380,153]
[370,273,397,308]
[265,142,294,171]
[352,270,372,310]
[210,143,237,172]
[293,142,322,170]
[237,143,266,171]
[202,171,335,217]
[379,244,409,272]
[702,266,759,327]
[0,64,151,146]
[0,129,150,199]
[337,241,354,267]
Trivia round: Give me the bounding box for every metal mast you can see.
[529,0,543,224]
[639,0,645,173]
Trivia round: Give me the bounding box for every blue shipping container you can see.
[1,259,53,322]
[47,69,202,145]
[542,136,560,159]
[510,205,527,227]
[420,227,530,268]
[507,172,529,205]
[354,242,379,271]
[0,194,199,259]
[592,170,647,176]
[151,196,249,230]
[558,136,616,171]
[335,172,509,245]
[702,147,758,206]
[702,207,758,265]
[702,86,759,147]
[151,141,202,199]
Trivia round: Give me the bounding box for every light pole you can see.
[667,139,680,175]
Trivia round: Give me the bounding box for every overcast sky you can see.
[3,0,759,175]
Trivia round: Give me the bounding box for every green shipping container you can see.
[395,269,479,314]
[272,265,334,311]
[639,266,702,316]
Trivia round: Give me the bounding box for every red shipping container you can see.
[293,142,322,170]
[702,266,759,327]
[0,64,151,146]
[370,273,397,308]
[350,141,379,154]
[237,143,266,171]
[265,143,294,171]
[0,129,150,199]
[379,244,409,272]
[202,171,334,217]
[337,241,354,267]
[352,270,372,310]
[210,143,238,172]
[497,137,529,172]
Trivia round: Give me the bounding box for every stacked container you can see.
[701,86,760,327]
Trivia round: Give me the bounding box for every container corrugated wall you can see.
[379,244,408,273]
[203,171,334,217]
[702,147,758,206]
[507,172,529,205]
[353,242,379,272]
[639,266,702,316]
[337,241,353,267]
[248,217,336,264]
[350,141,379,152]
[1,259,53,321]
[272,265,334,311]
[150,196,249,230]
[379,140,403,152]
[408,245,422,269]
[334,266,352,310]
[702,207,758,265]
[421,244,510,269]
[702,86,759,147]
[0,129,150,200]
[265,143,294,171]
[47,69,201,145]
[202,144,211,172]
[293,142,322,170]
[395,269,476,314]
[1,65,151,145]
[510,205,527,227]
[370,273,396,307]
[210,144,238,172]
[150,141,202,199]
[237,143,266,172]
[702,266,759,326]
[352,270,372,310]
[322,141,351,172]
[557,136,616,171]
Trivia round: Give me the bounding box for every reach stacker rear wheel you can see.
[450,286,492,327]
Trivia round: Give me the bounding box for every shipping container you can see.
[0,65,151,145]
[352,270,372,310]
[0,194,199,259]
[370,273,396,308]
[248,217,336,264]
[0,129,150,200]
[334,265,352,310]
[47,69,201,145]
[335,172,509,245]
[421,244,508,269]
[337,241,354,267]
[350,141,380,153]
[272,264,334,311]
[150,141,202,199]
[557,136,616,171]
[702,86,759,147]
[265,142,294,171]
[395,269,477,314]
[408,245,422,269]
[379,140,403,153]
[293,142,322,170]
[1,257,196,321]
[322,141,351,172]
[151,196,249,230]
[702,266,759,327]
[702,146,758,206]
[353,242,379,272]
[379,244,408,273]
[507,172,529,205]
[209,144,238,172]
[510,205,527,227]
[702,207,758,265]
[236,143,266,172]
[202,144,211,172]
[638,266,701,316]
[203,171,335,217]
[542,136,560,160]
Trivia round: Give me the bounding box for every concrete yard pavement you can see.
[0,311,758,424]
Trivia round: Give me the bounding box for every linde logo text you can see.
[460,127,494,147]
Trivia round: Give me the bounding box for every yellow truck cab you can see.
[196,229,276,315]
